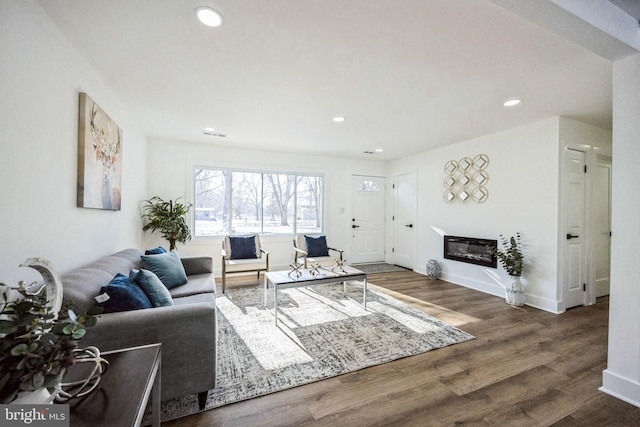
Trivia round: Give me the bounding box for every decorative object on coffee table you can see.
[426,259,441,279]
[0,259,101,404]
[56,346,109,402]
[142,196,192,250]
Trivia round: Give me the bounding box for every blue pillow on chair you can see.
[305,235,329,257]
[145,246,167,255]
[96,274,152,313]
[229,235,257,259]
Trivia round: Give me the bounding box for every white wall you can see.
[602,52,640,407]
[145,138,386,274]
[0,1,147,286]
[388,117,562,312]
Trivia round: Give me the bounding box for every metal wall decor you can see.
[443,154,489,203]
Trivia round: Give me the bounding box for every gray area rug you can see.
[155,282,474,423]
[351,263,410,273]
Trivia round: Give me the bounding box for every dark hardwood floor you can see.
[164,270,640,426]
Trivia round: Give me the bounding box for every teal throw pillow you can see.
[229,236,257,259]
[141,250,188,289]
[129,269,174,307]
[305,235,329,257]
[96,273,152,313]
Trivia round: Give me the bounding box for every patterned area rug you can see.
[350,263,410,273]
[156,282,474,422]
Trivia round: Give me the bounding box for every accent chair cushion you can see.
[129,269,174,307]
[229,235,257,260]
[97,273,152,313]
[141,250,188,289]
[305,235,329,257]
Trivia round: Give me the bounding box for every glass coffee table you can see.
[264,265,367,325]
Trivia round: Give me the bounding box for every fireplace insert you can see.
[444,235,497,268]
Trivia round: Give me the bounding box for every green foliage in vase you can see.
[141,196,192,250]
[491,233,524,277]
[0,283,101,403]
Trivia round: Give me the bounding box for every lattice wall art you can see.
[443,154,489,203]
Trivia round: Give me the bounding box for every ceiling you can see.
[38,0,615,161]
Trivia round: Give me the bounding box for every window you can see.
[194,167,323,236]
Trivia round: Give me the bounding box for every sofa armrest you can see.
[181,256,213,275]
[84,302,217,400]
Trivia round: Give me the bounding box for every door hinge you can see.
[392,215,395,221]
[392,248,395,253]
[584,165,587,173]
[583,283,586,291]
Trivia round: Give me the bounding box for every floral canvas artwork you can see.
[77,92,122,210]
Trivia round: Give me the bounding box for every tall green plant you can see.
[141,197,192,250]
[492,233,524,277]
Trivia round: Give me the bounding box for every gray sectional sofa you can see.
[61,248,217,409]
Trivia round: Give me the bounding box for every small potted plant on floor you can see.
[0,282,101,403]
[141,196,192,250]
[491,233,526,306]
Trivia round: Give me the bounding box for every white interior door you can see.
[563,148,587,308]
[351,175,385,264]
[393,173,416,269]
[593,156,612,297]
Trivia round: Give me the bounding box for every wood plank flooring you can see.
[164,270,640,426]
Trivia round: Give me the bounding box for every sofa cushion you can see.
[97,273,152,313]
[169,273,215,298]
[305,235,329,257]
[129,269,174,307]
[141,250,188,289]
[229,235,257,259]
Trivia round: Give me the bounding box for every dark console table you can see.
[66,343,161,427]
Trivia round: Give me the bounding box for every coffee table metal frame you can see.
[264,266,367,325]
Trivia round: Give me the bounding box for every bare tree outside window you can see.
[193,167,323,236]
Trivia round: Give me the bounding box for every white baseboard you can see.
[435,271,562,314]
[601,369,640,409]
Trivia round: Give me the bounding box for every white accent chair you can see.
[293,234,343,268]
[221,235,269,293]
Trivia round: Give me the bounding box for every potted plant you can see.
[491,233,526,306]
[0,282,101,403]
[142,196,192,250]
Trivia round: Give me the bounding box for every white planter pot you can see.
[505,276,526,306]
[12,387,54,404]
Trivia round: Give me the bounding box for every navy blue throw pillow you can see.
[229,236,257,259]
[96,273,152,313]
[305,235,329,257]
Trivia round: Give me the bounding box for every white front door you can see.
[563,148,587,308]
[351,175,385,264]
[393,173,416,269]
[593,155,612,297]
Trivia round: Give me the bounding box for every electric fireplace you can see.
[444,235,497,268]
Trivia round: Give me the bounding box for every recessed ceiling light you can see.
[204,127,215,132]
[375,148,383,152]
[195,7,223,27]
[503,99,522,107]
[333,116,345,122]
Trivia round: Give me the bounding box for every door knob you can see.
[566,233,579,239]
[406,224,413,228]
[352,225,360,228]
